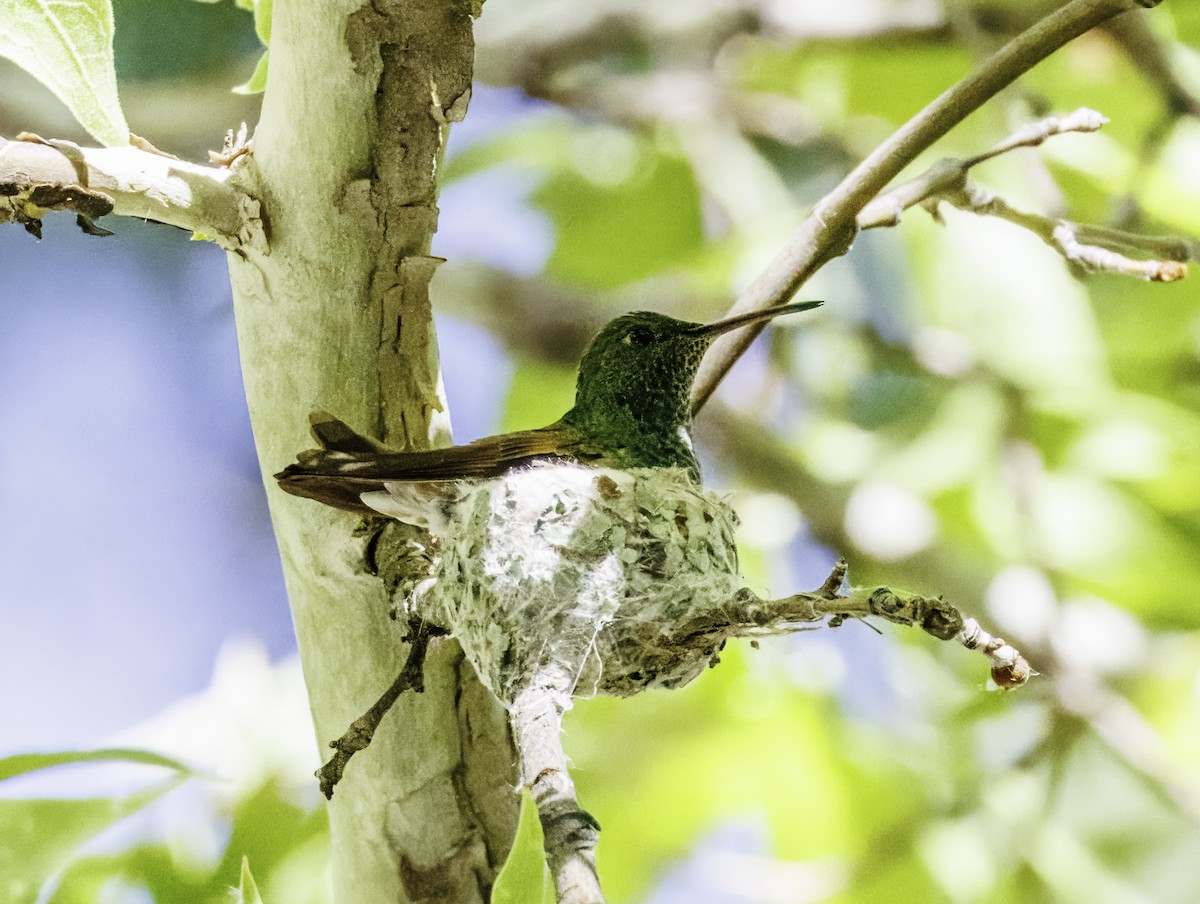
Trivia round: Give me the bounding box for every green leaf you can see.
[0,0,130,146]
[0,748,195,782]
[440,117,575,185]
[0,777,183,904]
[251,0,271,45]
[491,790,554,904]
[501,357,575,435]
[50,778,330,904]
[233,49,269,95]
[534,140,704,289]
[219,0,270,43]
[237,856,266,904]
[230,0,270,94]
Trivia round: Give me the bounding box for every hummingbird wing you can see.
[274,413,599,516]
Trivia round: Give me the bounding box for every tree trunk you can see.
[224,1,518,901]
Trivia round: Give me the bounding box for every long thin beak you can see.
[686,300,824,339]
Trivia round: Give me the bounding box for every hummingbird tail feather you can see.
[308,412,391,454]
[273,461,382,514]
[276,445,450,526]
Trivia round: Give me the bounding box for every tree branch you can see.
[857,107,1194,281]
[512,666,605,904]
[0,134,257,249]
[691,0,1161,413]
[671,559,1033,689]
[315,620,448,799]
[223,1,518,901]
[856,106,1109,228]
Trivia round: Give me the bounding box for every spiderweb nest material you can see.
[412,462,742,705]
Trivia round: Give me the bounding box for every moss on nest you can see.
[414,462,741,705]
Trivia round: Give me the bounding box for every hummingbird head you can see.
[564,300,822,473]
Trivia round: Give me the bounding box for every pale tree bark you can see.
[223,1,518,903]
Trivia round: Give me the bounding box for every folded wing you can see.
[275,413,596,515]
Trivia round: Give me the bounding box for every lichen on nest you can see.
[410,462,742,704]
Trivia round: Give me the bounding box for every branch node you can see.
[817,558,849,598]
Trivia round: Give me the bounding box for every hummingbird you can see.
[275,300,822,516]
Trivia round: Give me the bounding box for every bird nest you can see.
[411,462,742,705]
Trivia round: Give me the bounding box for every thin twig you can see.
[1049,220,1190,280]
[856,106,1109,228]
[692,0,1158,413]
[854,107,1194,280]
[943,179,1189,279]
[315,621,447,799]
[674,560,1033,688]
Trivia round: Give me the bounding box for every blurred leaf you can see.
[237,856,265,904]
[50,778,329,904]
[442,118,705,289]
[111,0,260,82]
[1142,121,1200,234]
[1169,4,1200,44]
[840,43,975,133]
[219,779,328,895]
[0,748,195,782]
[1065,395,1200,511]
[847,851,945,904]
[233,49,269,95]
[1025,39,1165,152]
[49,845,199,904]
[875,382,1005,496]
[0,777,182,904]
[249,0,271,44]
[441,117,575,185]
[0,0,129,145]
[491,790,554,904]
[535,139,704,289]
[1050,734,1200,900]
[1090,279,1197,401]
[1045,157,1131,227]
[568,648,910,900]
[733,37,974,144]
[501,357,575,433]
[914,211,1109,399]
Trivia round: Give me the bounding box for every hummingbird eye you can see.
[624,326,654,347]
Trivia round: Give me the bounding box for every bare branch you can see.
[939,180,1188,280]
[692,0,1160,413]
[315,620,447,799]
[0,134,259,249]
[1048,219,1189,280]
[977,106,1110,162]
[856,106,1109,229]
[674,560,1033,689]
[856,107,1193,281]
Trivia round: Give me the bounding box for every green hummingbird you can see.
[275,300,822,515]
